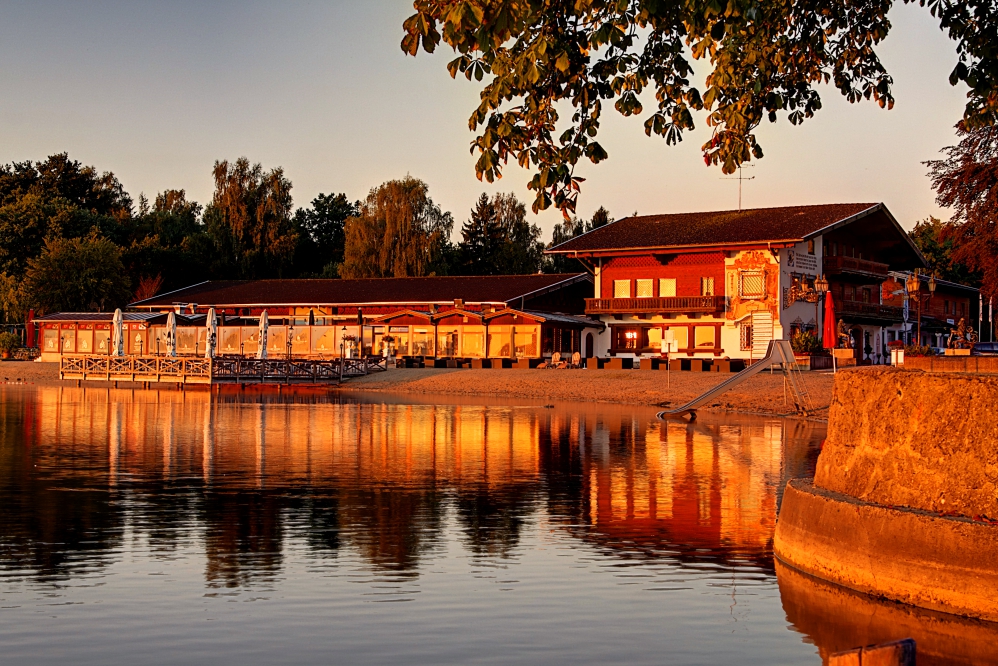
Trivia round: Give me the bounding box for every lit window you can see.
[635,279,653,298]
[701,277,715,297]
[613,280,631,298]
[739,271,765,299]
[659,278,676,298]
[807,240,815,255]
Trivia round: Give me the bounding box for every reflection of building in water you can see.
[540,410,821,569]
[0,386,820,583]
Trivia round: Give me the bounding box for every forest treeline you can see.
[0,154,611,320]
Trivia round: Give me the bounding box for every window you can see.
[740,324,753,351]
[831,242,838,256]
[665,326,688,350]
[701,277,715,296]
[615,327,641,350]
[739,271,765,299]
[862,288,872,304]
[613,280,631,298]
[635,279,653,298]
[944,300,950,315]
[807,239,815,255]
[659,278,677,297]
[695,326,716,348]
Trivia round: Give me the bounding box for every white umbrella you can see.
[205,308,217,359]
[111,308,124,356]
[257,310,269,359]
[165,311,177,357]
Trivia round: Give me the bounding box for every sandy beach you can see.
[12,360,835,418]
[344,365,835,418]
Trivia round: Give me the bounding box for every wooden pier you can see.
[59,355,387,384]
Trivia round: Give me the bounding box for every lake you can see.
[0,385,990,665]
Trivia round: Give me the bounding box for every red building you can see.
[547,203,980,362]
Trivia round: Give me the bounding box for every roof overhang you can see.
[803,203,928,268]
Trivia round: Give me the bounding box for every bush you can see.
[790,330,822,355]
[904,344,936,357]
[0,331,20,353]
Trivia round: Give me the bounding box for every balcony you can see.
[824,255,889,280]
[585,296,726,316]
[837,301,903,322]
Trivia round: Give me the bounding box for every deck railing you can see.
[585,295,726,315]
[59,355,388,384]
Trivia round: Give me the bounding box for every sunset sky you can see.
[0,1,969,238]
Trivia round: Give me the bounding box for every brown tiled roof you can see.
[131,274,589,308]
[547,203,881,253]
[34,312,167,322]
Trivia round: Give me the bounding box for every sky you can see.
[0,1,971,240]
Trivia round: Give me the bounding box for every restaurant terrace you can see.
[37,273,603,369]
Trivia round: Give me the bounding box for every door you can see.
[585,332,594,358]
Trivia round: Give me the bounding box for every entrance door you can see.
[585,333,594,358]
[851,328,863,363]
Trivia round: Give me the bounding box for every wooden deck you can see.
[59,355,388,384]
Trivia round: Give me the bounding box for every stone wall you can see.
[814,366,998,518]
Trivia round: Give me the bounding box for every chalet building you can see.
[546,203,980,363]
[33,274,601,364]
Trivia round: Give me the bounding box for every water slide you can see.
[657,340,810,421]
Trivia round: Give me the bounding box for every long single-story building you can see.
[36,273,603,364]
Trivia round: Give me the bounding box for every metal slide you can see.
[656,340,813,421]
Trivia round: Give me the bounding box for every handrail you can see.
[586,295,726,314]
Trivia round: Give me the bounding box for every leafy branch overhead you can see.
[402,0,998,214]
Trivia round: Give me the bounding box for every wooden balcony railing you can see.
[823,255,889,279]
[837,301,904,321]
[585,295,726,315]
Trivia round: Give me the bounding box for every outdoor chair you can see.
[570,352,581,368]
[549,352,561,368]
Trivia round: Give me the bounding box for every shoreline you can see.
[6,361,835,419]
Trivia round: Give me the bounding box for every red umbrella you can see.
[823,290,837,350]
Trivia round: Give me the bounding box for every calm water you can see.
[0,386,992,665]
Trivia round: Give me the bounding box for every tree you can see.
[23,232,132,314]
[544,206,613,273]
[293,192,359,277]
[202,158,298,279]
[341,177,454,278]
[909,217,980,287]
[402,1,998,214]
[0,153,132,218]
[925,123,998,296]
[458,192,543,274]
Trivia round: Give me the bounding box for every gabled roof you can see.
[130,274,590,309]
[547,203,889,254]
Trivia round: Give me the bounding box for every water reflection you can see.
[12,385,981,664]
[0,386,821,585]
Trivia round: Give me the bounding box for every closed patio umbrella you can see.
[823,291,837,350]
[165,311,177,357]
[205,308,217,359]
[112,309,124,356]
[257,310,269,359]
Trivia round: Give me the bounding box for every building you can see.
[546,203,980,363]
[35,273,602,364]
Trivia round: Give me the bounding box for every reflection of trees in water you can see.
[454,483,538,558]
[202,490,285,588]
[340,488,443,573]
[0,396,123,580]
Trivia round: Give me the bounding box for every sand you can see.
[343,366,835,418]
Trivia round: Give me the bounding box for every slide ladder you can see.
[657,340,814,421]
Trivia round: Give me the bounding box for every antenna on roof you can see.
[721,165,755,211]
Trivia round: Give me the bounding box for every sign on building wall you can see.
[786,248,817,274]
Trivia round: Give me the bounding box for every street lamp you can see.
[906,272,937,346]
[814,274,829,343]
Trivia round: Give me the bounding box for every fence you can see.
[59,355,388,384]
